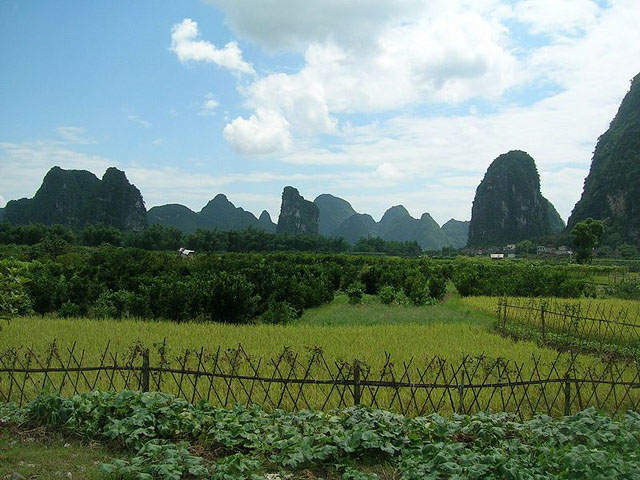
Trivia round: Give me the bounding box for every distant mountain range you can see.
[1,168,469,249]
[3,71,639,249]
[148,194,276,233]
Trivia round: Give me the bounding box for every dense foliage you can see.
[451,259,590,297]
[572,218,605,264]
[3,391,639,479]
[0,247,453,322]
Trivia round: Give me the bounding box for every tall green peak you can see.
[468,150,561,246]
[276,187,319,235]
[568,73,640,245]
[4,166,146,230]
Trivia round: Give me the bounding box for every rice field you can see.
[2,295,639,417]
[461,295,640,317]
[461,296,640,346]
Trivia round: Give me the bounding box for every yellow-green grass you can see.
[461,295,640,316]
[461,296,640,345]
[298,293,494,327]
[2,295,638,416]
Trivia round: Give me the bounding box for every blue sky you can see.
[1,0,639,224]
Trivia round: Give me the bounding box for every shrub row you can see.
[0,248,450,322]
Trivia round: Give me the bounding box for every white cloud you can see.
[223,108,292,154]
[208,0,423,52]
[127,115,151,128]
[217,3,518,154]
[56,126,95,145]
[205,0,639,222]
[199,93,219,115]
[170,18,254,74]
[0,194,6,208]
[512,0,601,36]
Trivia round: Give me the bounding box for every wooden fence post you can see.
[540,304,546,341]
[457,376,465,414]
[141,349,150,393]
[353,360,361,406]
[502,300,507,330]
[563,373,571,416]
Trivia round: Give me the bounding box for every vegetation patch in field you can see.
[3,390,640,479]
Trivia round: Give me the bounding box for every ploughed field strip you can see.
[1,341,639,418]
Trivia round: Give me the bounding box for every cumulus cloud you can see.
[223,109,292,154]
[200,0,639,221]
[171,18,254,74]
[208,0,422,52]
[216,3,518,154]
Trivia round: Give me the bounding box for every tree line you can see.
[0,222,424,257]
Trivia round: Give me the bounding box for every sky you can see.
[1,0,639,224]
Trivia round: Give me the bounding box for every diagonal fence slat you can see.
[1,342,639,416]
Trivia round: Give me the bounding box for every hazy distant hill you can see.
[148,194,276,233]
[258,211,277,233]
[147,204,200,233]
[333,213,379,244]
[2,168,472,248]
[313,195,466,249]
[568,72,640,245]
[441,219,470,248]
[468,150,563,246]
[543,198,566,235]
[314,194,357,236]
[377,206,451,250]
[4,166,147,230]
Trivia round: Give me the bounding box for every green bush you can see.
[58,301,82,318]
[378,285,397,305]
[428,274,447,300]
[0,259,32,317]
[347,282,365,304]
[258,300,298,324]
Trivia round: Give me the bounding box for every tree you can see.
[515,240,535,255]
[571,219,604,264]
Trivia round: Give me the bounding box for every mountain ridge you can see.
[568,72,640,245]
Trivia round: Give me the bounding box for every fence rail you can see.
[1,341,639,418]
[496,298,640,346]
